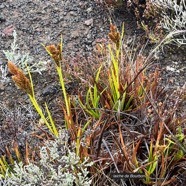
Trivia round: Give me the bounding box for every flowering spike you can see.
[8,61,33,96]
[46,44,62,67]
[7,61,19,75]
[108,24,120,49]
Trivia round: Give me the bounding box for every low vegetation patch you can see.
[0,1,186,185]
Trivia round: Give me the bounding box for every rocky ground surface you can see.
[0,0,185,155]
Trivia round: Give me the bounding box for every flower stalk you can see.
[7,61,58,136]
[44,35,71,129]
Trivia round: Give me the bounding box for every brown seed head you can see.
[7,61,19,75]
[46,44,57,55]
[46,44,62,67]
[108,24,120,49]
[8,61,33,96]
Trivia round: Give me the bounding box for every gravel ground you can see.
[0,0,140,153]
[0,0,109,60]
[0,0,138,61]
[0,0,185,155]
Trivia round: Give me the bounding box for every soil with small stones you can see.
[0,0,185,158]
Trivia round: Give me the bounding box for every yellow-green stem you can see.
[28,94,53,134]
[56,66,70,117]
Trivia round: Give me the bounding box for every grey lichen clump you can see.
[1,31,48,81]
[153,0,186,45]
[3,130,94,186]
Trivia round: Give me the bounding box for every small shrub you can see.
[2,130,93,186]
[153,0,186,45]
[1,31,47,81]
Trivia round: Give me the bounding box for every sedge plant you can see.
[7,61,58,137]
[78,64,104,119]
[0,141,31,178]
[107,24,135,112]
[78,23,145,119]
[2,23,185,185]
[43,36,73,131]
[43,36,94,157]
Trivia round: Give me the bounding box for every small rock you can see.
[0,4,5,9]
[166,66,180,73]
[71,30,79,39]
[87,7,92,13]
[87,33,91,39]
[85,38,92,45]
[0,15,6,22]
[84,18,93,26]
[69,11,77,16]
[40,84,60,97]
[84,28,90,36]
[0,82,5,92]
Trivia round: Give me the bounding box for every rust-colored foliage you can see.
[2,23,185,186]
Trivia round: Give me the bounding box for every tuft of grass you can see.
[7,61,58,137]
[0,23,185,185]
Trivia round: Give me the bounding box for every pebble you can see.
[84,18,93,26]
[69,11,77,16]
[71,30,79,39]
[0,4,5,9]
[87,7,92,13]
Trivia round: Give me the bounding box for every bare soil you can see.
[0,0,185,159]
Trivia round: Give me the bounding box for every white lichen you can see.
[2,130,93,186]
[152,0,186,45]
[1,31,48,81]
